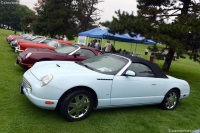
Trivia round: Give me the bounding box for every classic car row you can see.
[16,45,102,69]
[7,34,190,122]
[7,34,101,69]
[7,34,73,53]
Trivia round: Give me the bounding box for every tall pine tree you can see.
[102,0,200,72]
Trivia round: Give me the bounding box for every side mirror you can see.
[74,52,80,57]
[125,70,136,77]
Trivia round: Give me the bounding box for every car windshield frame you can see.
[55,45,80,54]
[26,35,34,40]
[31,37,45,42]
[81,54,129,75]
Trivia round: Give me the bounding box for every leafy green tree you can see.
[33,0,102,39]
[102,0,200,72]
[21,11,37,33]
[0,0,36,31]
[0,0,18,28]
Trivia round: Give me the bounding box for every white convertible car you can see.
[20,54,190,121]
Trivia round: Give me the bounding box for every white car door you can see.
[110,63,163,107]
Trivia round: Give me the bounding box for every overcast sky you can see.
[19,0,138,22]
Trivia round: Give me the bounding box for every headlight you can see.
[25,52,32,58]
[41,74,53,87]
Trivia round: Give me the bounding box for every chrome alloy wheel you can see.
[165,92,178,109]
[67,94,90,119]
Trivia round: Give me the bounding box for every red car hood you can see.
[19,42,54,51]
[19,48,55,57]
[18,39,32,44]
[19,41,39,45]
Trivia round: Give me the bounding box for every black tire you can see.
[60,89,93,122]
[160,89,179,110]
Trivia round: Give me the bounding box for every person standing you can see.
[145,48,149,58]
[91,40,96,48]
[54,35,59,39]
[88,40,93,47]
[95,40,101,50]
[63,35,67,41]
[104,40,112,53]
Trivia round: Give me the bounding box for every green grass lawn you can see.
[0,29,200,133]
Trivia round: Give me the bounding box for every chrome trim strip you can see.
[38,38,46,43]
[114,54,132,76]
[68,46,81,55]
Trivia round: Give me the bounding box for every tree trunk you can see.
[181,0,191,15]
[162,48,175,72]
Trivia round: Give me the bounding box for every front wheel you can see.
[160,89,179,110]
[60,89,93,122]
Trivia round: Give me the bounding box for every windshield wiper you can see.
[75,62,93,70]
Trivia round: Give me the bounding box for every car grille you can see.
[22,78,32,90]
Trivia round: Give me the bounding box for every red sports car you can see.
[10,36,46,49]
[15,38,72,53]
[6,34,27,42]
[16,45,102,69]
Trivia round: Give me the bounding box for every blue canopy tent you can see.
[78,27,142,44]
[78,27,156,53]
[78,27,100,36]
[130,34,157,52]
[143,39,157,45]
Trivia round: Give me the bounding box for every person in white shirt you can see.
[95,40,101,50]
[104,40,112,53]
[63,35,67,41]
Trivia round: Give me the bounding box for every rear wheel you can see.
[60,89,93,122]
[160,89,179,110]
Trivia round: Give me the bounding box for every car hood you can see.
[19,48,55,57]
[20,42,37,45]
[18,40,32,44]
[30,61,96,80]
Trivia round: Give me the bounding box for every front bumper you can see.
[15,47,24,53]
[20,71,58,110]
[10,41,17,48]
[16,56,33,69]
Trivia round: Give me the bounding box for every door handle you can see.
[152,84,157,85]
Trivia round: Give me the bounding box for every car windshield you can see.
[30,36,37,40]
[55,45,78,54]
[22,34,29,37]
[31,37,44,42]
[26,35,34,39]
[81,54,129,75]
[42,39,52,44]
[47,40,59,47]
